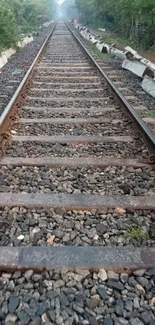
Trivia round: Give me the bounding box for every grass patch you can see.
[88,43,110,60]
[90,28,155,62]
[149,110,155,118]
[123,226,149,241]
[100,34,129,50]
[141,110,155,118]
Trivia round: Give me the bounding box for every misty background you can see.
[56,0,78,20]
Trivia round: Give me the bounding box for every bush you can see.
[0,3,18,51]
[0,0,55,52]
[75,0,155,50]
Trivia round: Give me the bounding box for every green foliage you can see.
[0,0,56,51]
[0,1,18,51]
[75,0,155,50]
[123,226,149,241]
[88,43,110,60]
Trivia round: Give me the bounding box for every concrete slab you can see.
[0,193,155,210]
[0,157,149,168]
[0,246,155,272]
[122,59,154,78]
[142,75,155,99]
[12,135,134,143]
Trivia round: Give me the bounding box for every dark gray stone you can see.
[129,317,144,325]
[149,321,155,325]
[151,287,155,294]
[23,293,33,303]
[29,316,41,325]
[103,317,113,325]
[85,219,94,226]
[0,175,5,185]
[37,300,50,316]
[26,299,39,316]
[107,280,124,292]
[0,311,4,321]
[140,311,152,324]
[97,286,107,300]
[47,310,56,322]
[8,296,19,313]
[115,300,124,316]
[132,311,141,318]
[64,221,74,229]
[128,277,137,287]
[72,303,84,315]
[59,293,70,307]
[125,300,133,312]
[146,269,155,276]
[12,271,22,279]
[29,219,38,226]
[149,224,155,239]
[88,315,98,325]
[75,293,86,302]
[46,290,58,299]
[137,277,149,288]
[96,224,107,234]
[68,294,75,302]
[120,273,129,284]
[13,239,21,246]
[17,311,30,325]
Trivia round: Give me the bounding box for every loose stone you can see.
[107,271,119,281]
[98,269,107,281]
[120,273,129,284]
[129,318,145,325]
[87,294,100,309]
[88,315,98,325]
[115,300,124,316]
[24,270,33,281]
[5,314,17,324]
[97,286,107,299]
[107,280,124,291]
[140,311,152,324]
[103,317,113,325]
[133,270,146,277]
[8,296,19,313]
[136,284,145,295]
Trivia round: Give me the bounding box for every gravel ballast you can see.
[5,140,144,158]
[0,207,155,247]
[25,98,114,108]
[21,108,122,119]
[0,24,54,115]
[1,166,154,195]
[28,88,110,98]
[1,268,155,324]
[15,122,132,136]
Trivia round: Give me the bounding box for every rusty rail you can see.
[0,22,57,151]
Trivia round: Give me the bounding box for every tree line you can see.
[0,0,56,51]
[75,0,155,50]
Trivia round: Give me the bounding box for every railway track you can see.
[72,25,155,136]
[0,22,155,324]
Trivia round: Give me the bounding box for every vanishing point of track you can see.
[0,22,155,271]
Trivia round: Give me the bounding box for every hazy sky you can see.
[57,0,65,5]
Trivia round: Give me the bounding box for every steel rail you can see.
[0,22,57,147]
[66,22,155,163]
